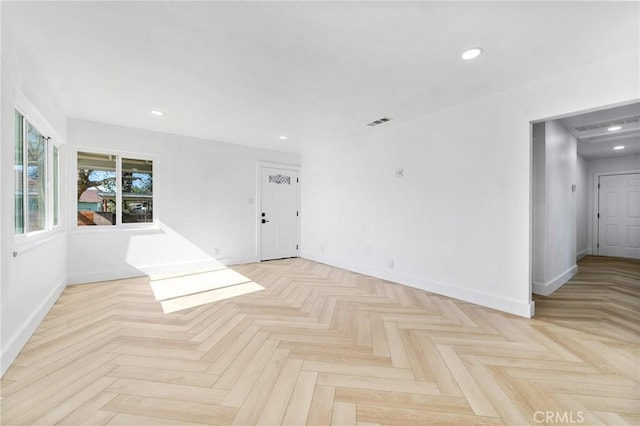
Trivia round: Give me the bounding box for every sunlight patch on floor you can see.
[160,281,265,314]
[148,266,264,314]
[150,268,255,301]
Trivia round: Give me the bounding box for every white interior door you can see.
[598,173,640,259]
[260,167,299,261]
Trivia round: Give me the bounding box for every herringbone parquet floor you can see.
[1,256,638,425]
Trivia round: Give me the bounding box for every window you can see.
[14,110,60,236]
[15,112,24,234]
[77,152,117,226]
[77,151,154,226]
[122,158,153,224]
[53,146,60,226]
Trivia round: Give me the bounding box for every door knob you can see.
[261,219,269,224]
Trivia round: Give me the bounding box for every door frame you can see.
[256,161,301,261]
[592,169,640,256]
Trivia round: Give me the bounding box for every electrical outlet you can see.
[214,248,220,256]
[388,260,394,268]
[395,168,404,178]
[320,246,324,254]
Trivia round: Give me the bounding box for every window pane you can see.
[15,111,24,234]
[122,158,153,224]
[77,152,116,226]
[53,146,60,226]
[27,122,46,232]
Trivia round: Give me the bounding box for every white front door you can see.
[598,173,640,259]
[260,166,299,261]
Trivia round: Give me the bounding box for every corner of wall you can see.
[576,249,590,261]
[532,264,578,296]
[301,251,535,318]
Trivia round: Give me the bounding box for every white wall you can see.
[67,119,299,284]
[301,51,639,318]
[0,2,4,375]
[587,154,640,254]
[1,18,68,375]
[532,122,546,284]
[532,119,578,295]
[576,153,589,257]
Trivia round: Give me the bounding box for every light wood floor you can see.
[1,256,638,425]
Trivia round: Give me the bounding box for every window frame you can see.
[52,145,60,227]
[74,147,157,230]
[14,95,62,243]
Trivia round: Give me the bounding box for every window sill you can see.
[69,222,161,235]
[13,228,64,258]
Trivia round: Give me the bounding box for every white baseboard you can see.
[138,259,225,276]
[1,278,66,377]
[67,257,259,285]
[219,256,259,266]
[533,265,578,296]
[301,252,535,318]
[576,249,590,261]
[67,267,147,285]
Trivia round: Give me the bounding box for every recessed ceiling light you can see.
[613,145,625,150]
[279,136,287,140]
[608,125,621,131]
[461,48,483,61]
[151,110,163,116]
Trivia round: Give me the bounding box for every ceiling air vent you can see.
[366,117,392,127]
[572,115,640,133]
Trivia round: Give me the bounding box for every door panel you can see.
[260,167,299,261]
[605,193,618,216]
[604,225,618,246]
[598,173,640,259]
[629,190,640,217]
[628,226,640,248]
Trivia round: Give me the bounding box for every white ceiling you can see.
[559,103,640,160]
[3,1,639,152]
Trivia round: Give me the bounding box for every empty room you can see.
[1,1,639,425]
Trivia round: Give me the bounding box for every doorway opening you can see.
[531,101,640,298]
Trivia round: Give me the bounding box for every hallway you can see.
[534,256,639,343]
